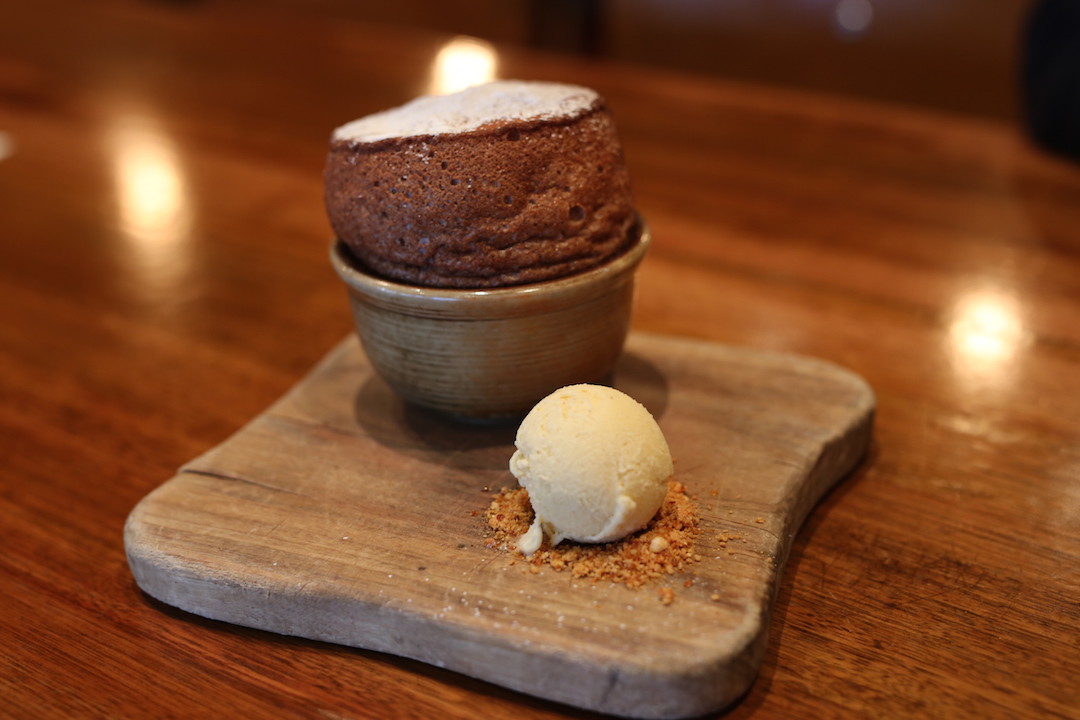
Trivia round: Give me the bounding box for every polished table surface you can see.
[2,1,1078,718]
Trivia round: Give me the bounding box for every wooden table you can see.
[2,1,1077,718]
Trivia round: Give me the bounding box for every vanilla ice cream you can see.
[509,384,674,555]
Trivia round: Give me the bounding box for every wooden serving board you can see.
[125,332,874,719]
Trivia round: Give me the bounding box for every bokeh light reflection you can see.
[947,287,1029,389]
[107,112,193,300]
[834,0,874,38]
[428,36,498,95]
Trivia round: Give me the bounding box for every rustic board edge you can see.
[123,332,876,719]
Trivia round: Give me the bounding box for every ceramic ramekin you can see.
[330,223,649,422]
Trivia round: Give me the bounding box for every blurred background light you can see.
[428,36,499,95]
[106,111,193,301]
[947,287,1029,389]
[834,0,874,38]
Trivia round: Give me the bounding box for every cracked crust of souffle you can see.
[323,101,637,289]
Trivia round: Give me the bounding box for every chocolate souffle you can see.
[324,81,638,289]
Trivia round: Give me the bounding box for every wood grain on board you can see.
[126,332,873,718]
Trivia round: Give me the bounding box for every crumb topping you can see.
[484,480,701,597]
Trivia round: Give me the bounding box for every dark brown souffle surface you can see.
[324,102,637,289]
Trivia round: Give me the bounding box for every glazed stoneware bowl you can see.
[330,224,650,422]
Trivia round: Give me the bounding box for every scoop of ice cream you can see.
[509,384,673,555]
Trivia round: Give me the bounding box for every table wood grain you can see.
[2,1,1078,718]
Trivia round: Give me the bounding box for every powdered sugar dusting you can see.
[332,80,598,143]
